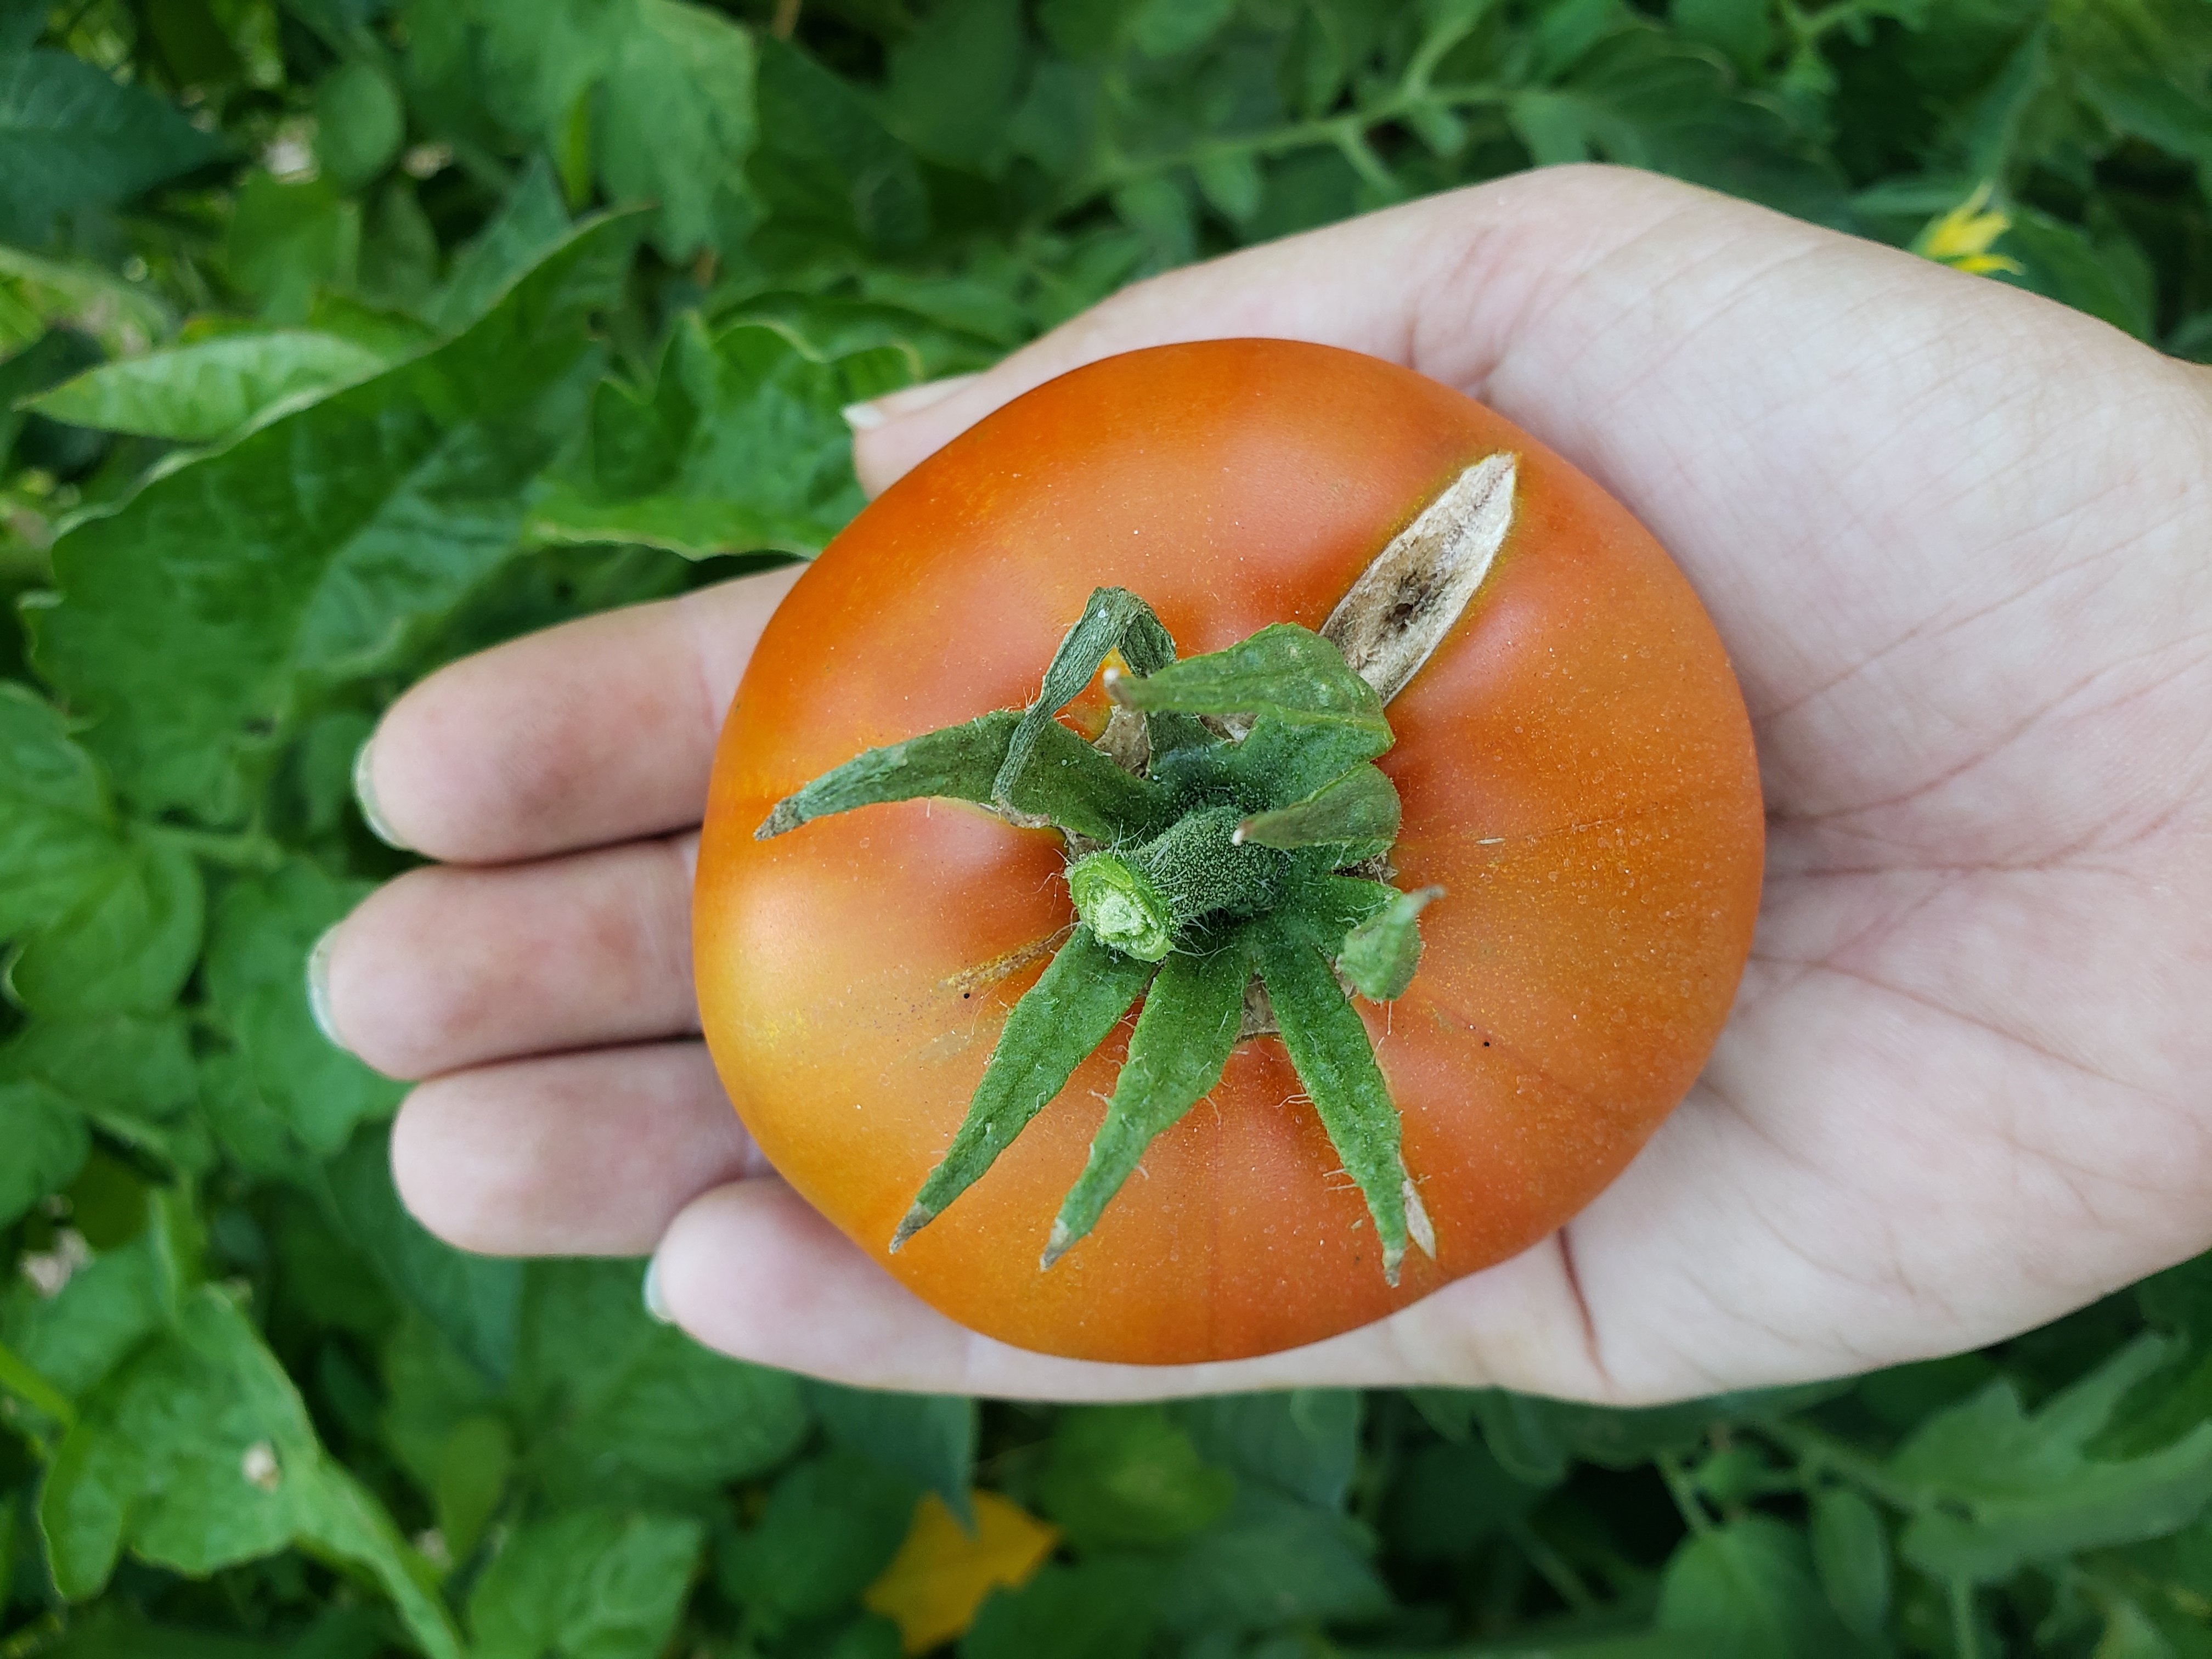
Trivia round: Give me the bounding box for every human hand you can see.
[323,165,2212,1402]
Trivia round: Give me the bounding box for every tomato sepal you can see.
[1040,928,1252,1270]
[1252,916,1435,1285]
[888,925,1156,1254]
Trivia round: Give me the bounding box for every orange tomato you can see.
[694,340,1762,1364]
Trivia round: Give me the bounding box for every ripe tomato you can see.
[694,340,1762,1364]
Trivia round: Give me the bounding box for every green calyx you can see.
[759,588,1442,1284]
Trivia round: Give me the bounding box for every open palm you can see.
[322,166,2212,1402]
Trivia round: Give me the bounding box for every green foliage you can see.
[0,1,2208,1656]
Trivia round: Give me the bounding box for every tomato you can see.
[693,340,1762,1365]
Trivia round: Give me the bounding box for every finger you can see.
[319,834,697,1080]
[362,563,803,863]
[391,1042,763,1255]
[649,1179,1613,1401]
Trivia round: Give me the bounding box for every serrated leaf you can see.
[720,1452,915,1638]
[1809,1487,1891,1639]
[516,1260,809,1497]
[0,49,226,242]
[1891,1335,2212,1582]
[427,156,571,335]
[887,0,1025,168]
[22,330,394,442]
[808,1384,979,1523]
[38,1287,461,1659]
[469,1508,703,1659]
[1172,1391,1363,1510]
[0,1228,171,1403]
[1154,1485,1389,1634]
[204,859,399,1155]
[752,33,928,255]
[0,1079,88,1227]
[963,1560,1158,1659]
[7,830,202,1015]
[594,0,758,259]
[225,173,361,325]
[33,215,635,821]
[328,1124,523,1385]
[1037,1406,1235,1551]
[527,316,907,560]
[1655,1516,1855,1658]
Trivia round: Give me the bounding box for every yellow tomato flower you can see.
[862,1491,1060,1654]
[1916,181,2025,276]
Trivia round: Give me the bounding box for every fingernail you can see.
[642,1257,674,1324]
[842,372,979,433]
[353,735,408,850]
[306,923,348,1052]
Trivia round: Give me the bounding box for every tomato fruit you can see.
[694,340,1763,1365]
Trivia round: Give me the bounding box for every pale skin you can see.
[320,165,2212,1403]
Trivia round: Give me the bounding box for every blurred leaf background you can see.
[2,0,2210,1655]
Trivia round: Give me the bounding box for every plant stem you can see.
[1762,1420,1926,1512]
[143,821,287,871]
[1949,1578,1980,1659]
[1507,1518,1599,1613]
[1655,1450,1713,1536]
[1073,83,1510,211]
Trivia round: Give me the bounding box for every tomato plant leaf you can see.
[962,1558,1159,1659]
[1253,917,1426,1282]
[1173,1391,1363,1510]
[468,1507,704,1659]
[895,927,1156,1250]
[1655,1515,1855,1658]
[37,1286,462,1659]
[1037,1405,1235,1551]
[1153,1485,1390,1635]
[327,1124,524,1386]
[720,1453,915,1637]
[515,1261,809,1498]
[528,316,912,561]
[1,1013,205,1173]
[31,214,636,821]
[1335,884,1442,1002]
[1809,1487,1892,1639]
[6,830,203,1016]
[203,860,399,1157]
[21,330,396,443]
[0,49,227,242]
[808,1385,979,1523]
[1890,1335,2212,1582]
[1,1228,171,1405]
[0,1079,88,1228]
[1044,930,1250,1267]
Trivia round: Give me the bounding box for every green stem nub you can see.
[1067,806,1286,962]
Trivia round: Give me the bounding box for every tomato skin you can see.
[694,340,1763,1364]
